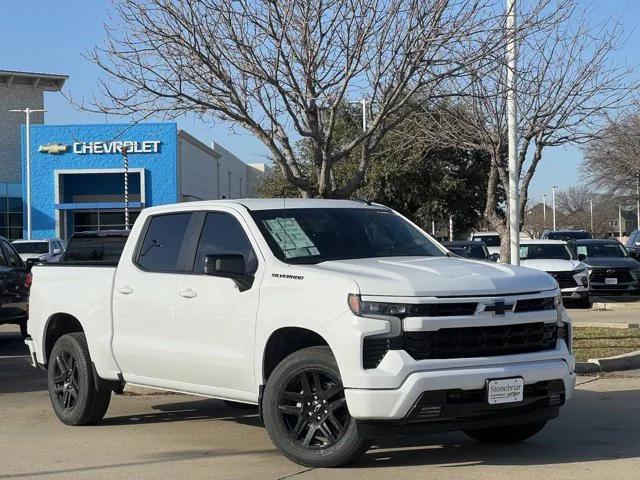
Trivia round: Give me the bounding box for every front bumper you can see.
[345,358,575,420]
[24,337,38,368]
[590,281,640,295]
[560,286,589,299]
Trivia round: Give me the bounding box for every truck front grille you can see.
[590,268,633,283]
[402,322,557,360]
[547,271,578,289]
[513,297,555,312]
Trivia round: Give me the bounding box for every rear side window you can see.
[193,212,258,273]
[137,213,192,272]
[64,236,128,264]
[1,241,22,266]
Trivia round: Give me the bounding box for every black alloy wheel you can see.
[51,349,81,412]
[278,369,349,449]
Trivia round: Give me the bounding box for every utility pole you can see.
[431,220,435,236]
[361,98,368,132]
[506,0,519,265]
[449,215,453,241]
[542,194,547,223]
[10,108,46,240]
[590,199,594,235]
[552,185,557,231]
[121,146,130,230]
[619,204,623,239]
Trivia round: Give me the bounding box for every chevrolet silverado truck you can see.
[25,199,575,467]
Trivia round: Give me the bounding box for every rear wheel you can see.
[48,333,111,426]
[464,421,547,444]
[262,346,370,467]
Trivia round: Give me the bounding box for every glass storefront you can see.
[72,210,141,233]
[0,182,23,240]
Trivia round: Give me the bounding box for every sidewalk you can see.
[568,308,639,328]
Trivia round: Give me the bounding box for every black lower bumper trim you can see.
[357,407,559,439]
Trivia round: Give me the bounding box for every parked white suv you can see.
[519,240,590,307]
[468,231,501,259]
[25,199,575,467]
[12,238,65,263]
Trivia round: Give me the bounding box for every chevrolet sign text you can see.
[73,140,161,154]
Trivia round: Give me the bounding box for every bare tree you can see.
[582,113,640,196]
[556,185,592,216]
[90,0,502,198]
[415,1,637,261]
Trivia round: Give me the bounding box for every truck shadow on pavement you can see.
[101,399,263,428]
[351,386,640,468]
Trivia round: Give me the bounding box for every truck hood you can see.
[520,259,585,272]
[311,256,557,297]
[583,257,640,269]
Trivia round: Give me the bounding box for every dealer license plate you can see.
[605,277,618,285]
[487,377,524,405]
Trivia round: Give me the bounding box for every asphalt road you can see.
[2,324,640,479]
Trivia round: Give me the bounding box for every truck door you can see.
[172,210,262,394]
[112,212,196,383]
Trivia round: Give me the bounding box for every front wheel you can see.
[464,421,547,444]
[262,346,370,468]
[48,332,111,426]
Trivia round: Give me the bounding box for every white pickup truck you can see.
[26,199,575,467]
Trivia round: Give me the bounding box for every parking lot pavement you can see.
[3,326,640,480]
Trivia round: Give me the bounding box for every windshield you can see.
[448,244,488,259]
[472,234,500,247]
[546,231,591,241]
[575,243,627,259]
[520,244,573,260]
[251,208,445,264]
[12,241,48,254]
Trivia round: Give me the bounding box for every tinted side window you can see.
[138,213,192,272]
[193,212,258,273]
[64,236,128,264]
[2,241,21,266]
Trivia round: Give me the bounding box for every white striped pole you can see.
[122,146,130,230]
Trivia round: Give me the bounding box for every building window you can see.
[0,183,23,240]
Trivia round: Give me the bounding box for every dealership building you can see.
[23,122,268,240]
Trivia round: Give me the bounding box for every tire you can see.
[577,296,592,309]
[19,320,28,340]
[262,346,371,468]
[223,400,258,410]
[47,332,111,426]
[464,421,547,444]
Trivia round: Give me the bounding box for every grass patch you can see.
[573,327,640,362]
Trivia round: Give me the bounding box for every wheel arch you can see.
[43,313,85,365]
[261,326,330,384]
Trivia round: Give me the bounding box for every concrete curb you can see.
[576,349,640,374]
[574,322,639,329]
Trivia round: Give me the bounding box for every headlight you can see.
[348,294,410,318]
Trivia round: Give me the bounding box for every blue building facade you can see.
[23,123,179,239]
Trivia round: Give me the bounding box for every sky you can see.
[1,0,640,202]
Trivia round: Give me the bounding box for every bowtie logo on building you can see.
[38,143,68,154]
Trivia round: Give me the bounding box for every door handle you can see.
[118,286,133,295]
[178,288,197,299]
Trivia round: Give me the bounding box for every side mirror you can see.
[577,253,586,261]
[635,241,640,247]
[203,254,253,291]
[53,248,62,255]
[489,253,500,262]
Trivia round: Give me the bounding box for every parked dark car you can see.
[62,230,130,265]
[571,239,640,295]
[0,236,31,339]
[541,229,592,241]
[442,240,491,261]
[627,229,640,260]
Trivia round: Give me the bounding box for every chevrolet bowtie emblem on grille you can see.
[38,143,68,154]
[484,299,514,315]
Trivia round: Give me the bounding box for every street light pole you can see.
[361,98,368,132]
[542,194,547,223]
[506,0,519,265]
[636,172,639,230]
[449,215,453,241]
[552,185,557,231]
[590,199,594,234]
[10,108,46,240]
